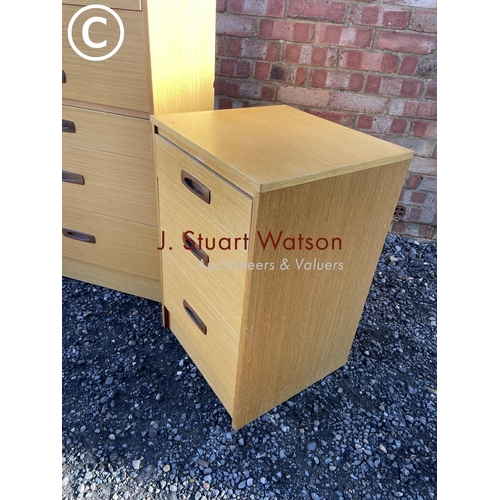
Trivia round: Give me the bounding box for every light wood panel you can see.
[62,5,145,65]
[144,0,216,114]
[62,145,157,226]
[158,180,249,333]
[162,257,240,415]
[63,207,160,281]
[231,161,409,428]
[63,258,161,302]
[152,105,414,196]
[62,56,149,111]
[62,0,141,11]
[62,106,152,160]
[155,135,252,238]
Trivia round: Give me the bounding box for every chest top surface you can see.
[152,105,414,195]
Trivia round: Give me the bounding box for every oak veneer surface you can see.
[62,0,141,10]
[62,0,216,299]
[151,105,414,195]
[153,105,414,429]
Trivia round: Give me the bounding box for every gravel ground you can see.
[62,233,437,500]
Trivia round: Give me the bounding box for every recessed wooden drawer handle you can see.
[62,228,96,244]
[183,232,209,266]
[181,170,211,204]
[62,171,85,185]
[62,119,75,133]
[183,300,207,335]
[62,70,66,83]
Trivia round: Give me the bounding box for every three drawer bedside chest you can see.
[62,0,216,301]
[151,105,414,429]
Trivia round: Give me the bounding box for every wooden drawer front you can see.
[62,106,152,160]
[63,1,141,11]
[163,258,239,414]
[158,179,247,332]
[62,56,149,112]
[155,135,252,240]
[63,5,145,65]
[63,145,157,226]
[62,4,148,111]
[62,207,160,281]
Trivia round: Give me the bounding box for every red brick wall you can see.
[215,0,437,240]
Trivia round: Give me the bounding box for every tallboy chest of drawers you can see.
[152,105,414,429]
[62,0,215,301]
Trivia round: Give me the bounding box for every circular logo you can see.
[67,4,125,62]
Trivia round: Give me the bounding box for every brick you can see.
[382,136,435,157]
[410,190,427,204]
[357,115,373,130]
[288,0,347,23]
[390,118,408,135]
[383,10,410,28]
[414,121,437,140]
[388,99,437,119]
[399,56,418,75]
[217,36,227,56]
[359,115,403,135]
[340,50,398,73]
[405,174,422,189]
[254,61,271,79]
[217,0,226,12]
[376,32,436,54]
[383,0,437,7]
[216,14,255,36]
[366,75,423,97]
[408,157,436,176]
[241,39,280,60]
[214,78,225,95]
[256,63,307,84]
[350,5,410,28]
[415,58,437,78]
[419,175,437,192]
[284,44,338,67]
[408,207,422,222]
[259,19,315,42]
[226,38,242,57]
[278,86,330,107]
[426,81,437,100]
[229,0,286,18]
[311,70,363,91]
[216,97,234,109]
[217,58,251,78]
[238,82,276,100]
[308,109,354,127]
[410,10,437,33]
[316,25,375,48]
[331,92,387,113]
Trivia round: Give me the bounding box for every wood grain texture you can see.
[62,5,145,65]
[155,135,252,238]
[62,56,149,112]
[158,180,249,333]
[62,0,141,11]
[63,207,160,281]
[61,0,216,300]
[62,106,152,160]
[63,258,161,302]
[231,161,410,429]
[144,0,216,115]
[62,145,157,226]
[62,99,150,119]
[152,106,414,196]
[162,256,240,415]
